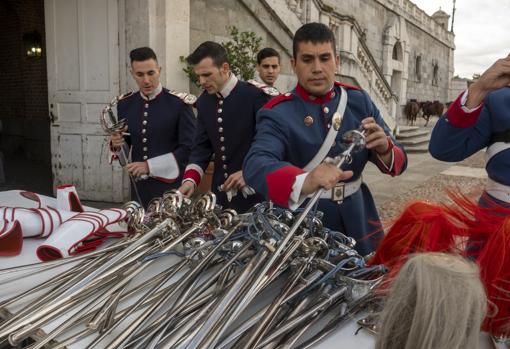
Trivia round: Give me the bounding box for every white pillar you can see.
[165,0,190,91]
[124,0,191,92]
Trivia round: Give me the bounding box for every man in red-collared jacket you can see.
[430,54,510,208]
[243,23,407,255]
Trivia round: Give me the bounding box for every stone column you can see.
[164,0,190,91]
[400,42,410,105]
[123,0,191,92]
[338,22,352,52]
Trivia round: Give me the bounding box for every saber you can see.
[100,95,146,205]
[215,128,367,338]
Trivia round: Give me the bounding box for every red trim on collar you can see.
[334,81,361,90]
[263,93,293,109]
[295,84,335,104]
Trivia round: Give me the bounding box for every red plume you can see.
[446,190,510,337]
[476,217,510,337]
[369,201,467,271]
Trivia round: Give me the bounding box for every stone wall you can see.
[404,22,451,103]
[449,77,469,102]
[324,0,388,67]
[322,0,453,105]
[186,0,454,126]
[189,0,297,94]
[0,0,50,165]
[122,0,191,93]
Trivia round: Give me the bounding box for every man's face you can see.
[257,56,281,86]
[193,57,230,95]
[130,59,161,96]
[292,41,339,96]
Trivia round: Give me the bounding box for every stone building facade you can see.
[449,76,470,102]
[1,0,456,201]
[187,0,455,126]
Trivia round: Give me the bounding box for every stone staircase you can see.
[396,125,430,153]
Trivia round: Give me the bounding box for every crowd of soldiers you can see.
[108,21,510,260]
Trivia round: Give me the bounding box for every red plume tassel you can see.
[446,190,510,337]
[369,201,467,271]
[477,217,510,337]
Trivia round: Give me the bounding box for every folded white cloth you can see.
[37,208,127,261]
[56,184,84,212]
[0,206,77,238]
[19,185,83,212]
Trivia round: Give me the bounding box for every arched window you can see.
[432,63,439,86]
[415,55,422,82]
[392,41,402,61]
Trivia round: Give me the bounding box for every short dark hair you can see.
[293,22,336,59]
[257,47,280,64]
[129,47,158,64]
[186,41,229,67]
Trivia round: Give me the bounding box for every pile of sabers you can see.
[0,125,385,349]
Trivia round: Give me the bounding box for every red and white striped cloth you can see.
[0,206,77,238]
[0,187,127,258]
[36,208,127,261]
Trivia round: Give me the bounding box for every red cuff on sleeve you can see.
[374,141,406,177]
[391,146,406,176]
[183,169,202,186]
[266,165,305,207]
[446,92,483,128]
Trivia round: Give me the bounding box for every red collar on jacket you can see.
[295,83,335,105]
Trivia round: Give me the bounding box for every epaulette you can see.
[263,92,293,109]
[334,81,361,90]
[168,90,197,105]
[117,91,135,101]
[247,79,280,97]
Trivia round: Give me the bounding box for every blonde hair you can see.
[375,253,486,349]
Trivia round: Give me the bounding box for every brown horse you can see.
[420,101,444,126]
[404,100,420,126]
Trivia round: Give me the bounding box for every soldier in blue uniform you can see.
[178,41,275,212]
[256,47,281,88]
[429,54,510,207]
[110,47,196,208]
[428,56,510,336]
[243,23,407,255]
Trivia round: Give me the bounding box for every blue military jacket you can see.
[183,75,270,212]
[244,82,407,255]
[430,87,510,189]
[117,85,196,207]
